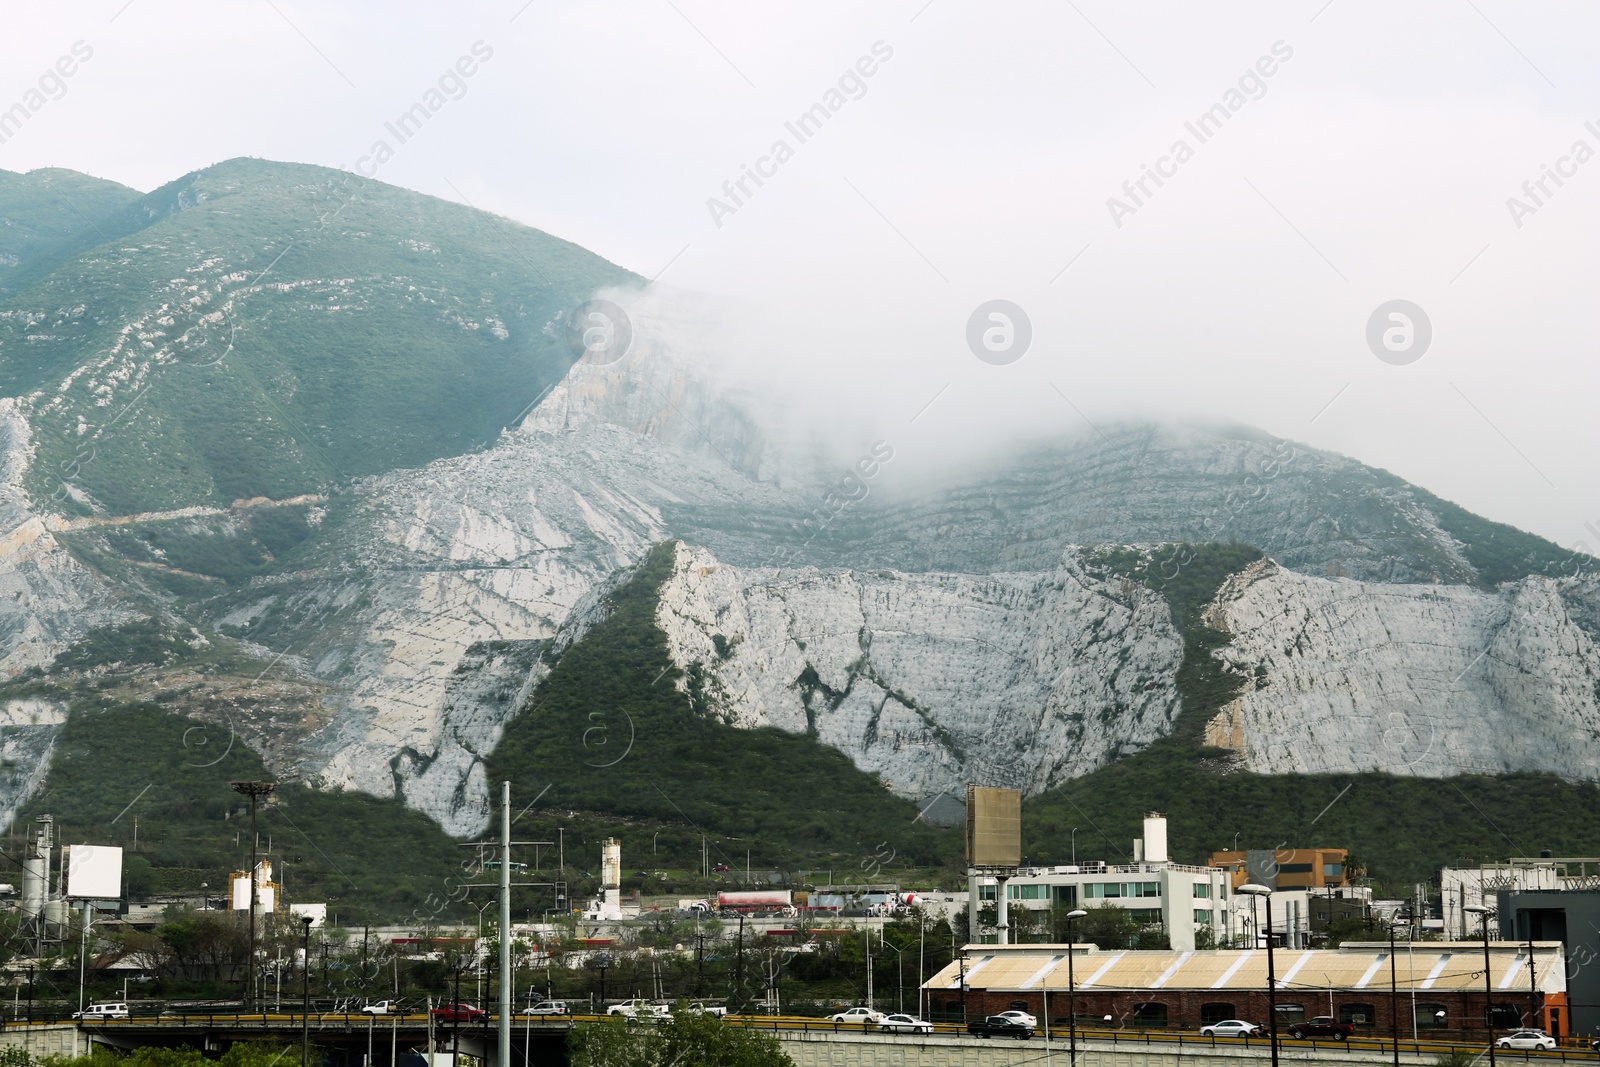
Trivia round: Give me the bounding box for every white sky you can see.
[3,1,1597,548]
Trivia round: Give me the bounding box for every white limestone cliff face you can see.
[1204,560,1600,778]
[251,339,796,835]
[57,320,1599,839]
[654,542,1186,798]
[0,400,126,825]
[0,399,127,674]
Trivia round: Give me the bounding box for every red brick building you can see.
[924,941,1568,1041]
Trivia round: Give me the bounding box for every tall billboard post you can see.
[64,844,123,1015]
[965,786,1022,946]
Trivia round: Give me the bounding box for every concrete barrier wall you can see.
[0,1025,83,1059]
[771,1030,1440,1067]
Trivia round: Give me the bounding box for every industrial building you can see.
[1497,887,1600,1037]
[1440,855,1600,939]
[924,940,1568,1040]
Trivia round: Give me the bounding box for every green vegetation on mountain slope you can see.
[1030,542,1600,891]
[3,157,638,515]
[12,697,462,925]
[0,168,143,293]
[487,541,958,875]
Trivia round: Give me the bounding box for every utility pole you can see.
[231,780,276,1009]
[499,782,511,1067]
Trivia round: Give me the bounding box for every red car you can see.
[430,1003,488,1022]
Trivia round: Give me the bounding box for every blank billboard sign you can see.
[966,785,1021,867]
[64,845,123,899]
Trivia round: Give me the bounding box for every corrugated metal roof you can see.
[924,942,1565,995]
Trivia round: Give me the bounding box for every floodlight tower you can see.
[231,780,276,1008]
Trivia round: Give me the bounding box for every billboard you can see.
[63,845,123,899]
[965,785,1021,867]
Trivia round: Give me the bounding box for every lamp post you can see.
[231,780,276,1009]
[1239,885,1279,1067]
[1064,908,1087,1065]
[300,915,313,1067]
[1465,904,1497,1067]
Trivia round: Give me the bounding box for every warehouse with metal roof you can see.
[923,941,1569,1041]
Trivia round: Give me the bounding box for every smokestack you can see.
[601,838,622,921]
[1142,813,1168,864]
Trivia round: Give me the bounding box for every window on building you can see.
[1323,863,1343,879]
[1200,1003,1236,1024]
[1415,1004,1448,1030]
[1008,884,1047,900]
[1193,884,1211,898]
[1339,1003,1374,1027]
[980,885,996,901]
[1052,885,1078,906]
[1488,1003,1522,1030]
[1129,908,1162,923]
[1133,1002,1169,1028]
[1194,909,1212,923]
[1135,881,1160,897]
[1277,864,1314,874]
[1273,1004,1305,1025]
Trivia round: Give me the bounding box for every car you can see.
[829,1006,887,1025]
[877,1013,934,1034]
[361,1001,402,1016]
[712,863,730,873]
[430,1003,487,1022]
[684,1003,728,1017]
[1200,1019,1262,1037]
[998,1010,1037,1028]
[73,1003,130,1020]
[521,1001,570,1016]
[967,1015,1033,1040]
[1497,1031,1557,1051]
[1285,1016,1355,1041]
[606,1000,671,1022]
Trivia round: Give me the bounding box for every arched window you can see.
[1201,1003,1236,1024]
[1133,1002,1169,1028]
[1415,1003,1448,1030]
[1339,1003,1375,1027]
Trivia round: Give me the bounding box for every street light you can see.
[1238,885,1279,1067]
[1386,919,1405,1067]
[1064,908,1088,1065]
[300,915,313,1067]
[1466,904,1497,1067]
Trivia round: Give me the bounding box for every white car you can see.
[1496,1031,1556,1051]
[607,1001,671,1022]
[521,1001,570,1016]
[878,1013,934,1034]
[361,1001,401,1016]
[1201,1020,1262,1037]
[73,1003,130,1020]
[830,1006,887,1025]
[998,1010,1037,1028]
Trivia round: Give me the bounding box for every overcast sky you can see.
[3,1,1597,549]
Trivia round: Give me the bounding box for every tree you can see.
[568,1013,794,1067]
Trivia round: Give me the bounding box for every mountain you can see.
[0,159,1597,905]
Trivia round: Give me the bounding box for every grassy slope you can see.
[1027,543,1600,890]
[6,157,639,514]
[487,542,957,875]
[0,168,143,292]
